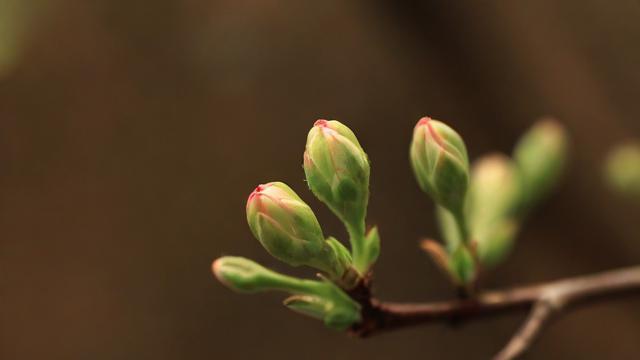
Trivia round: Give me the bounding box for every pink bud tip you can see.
[416,116,432,128]
[314,119,329,128]
[417,117,445,147]
[212,259,231,287]
[212,259,222,276]
[247,183,271,207]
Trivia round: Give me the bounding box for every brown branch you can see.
[350,265,640,357]
[493,299,555,360]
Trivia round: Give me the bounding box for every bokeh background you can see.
[2,1,640,359]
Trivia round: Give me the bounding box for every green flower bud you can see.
[303,119,373,273]
[468,154,520,267]
[513,119,568,211]
[606,142,640,198]
[213,257,361,330]
[246,182,351,279]
[303,119,370,229]
[410,117,470,216]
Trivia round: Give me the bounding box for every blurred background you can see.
[1,1,640,359]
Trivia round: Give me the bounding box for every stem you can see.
[493,299,555,360]
[450,207,481,294]
[347,222,367,274]
[350,265,640,353]
[451,209,470,245]
[266,272,329,295]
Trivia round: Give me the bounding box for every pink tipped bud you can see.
[246,182,350,278]
[410,117,470,214]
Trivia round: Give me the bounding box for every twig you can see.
[493,299,556,360]
[350,265,640,357]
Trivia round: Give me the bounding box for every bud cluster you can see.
[213,119,377,331]
[213,115,570,330]
[411,116,568,286]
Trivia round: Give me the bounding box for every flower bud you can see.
[606,142,640,198]
[467,154,520,266]
[212,256,290,293]
[246,182,350,278]
[410,117,470,215]
[513,119,568,211]
[303,120,370,230]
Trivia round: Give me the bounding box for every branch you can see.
[493,299,555,360]
[350,265,640,357]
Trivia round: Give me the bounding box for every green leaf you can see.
[214,256,361,331]
[448,245,476,285]
[213,256,319,294]
[361,226,381,272]
[284,295,330,320]
[285,291,363,331]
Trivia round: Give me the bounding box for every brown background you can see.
[1,1,639,359]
